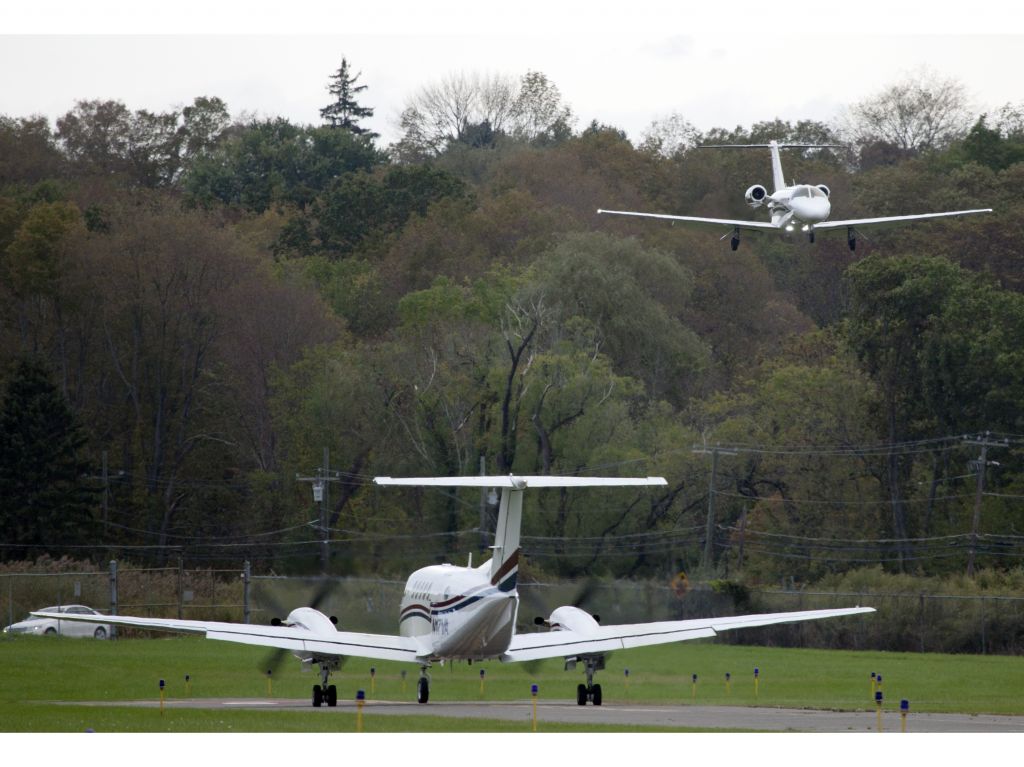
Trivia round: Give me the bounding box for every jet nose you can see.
[792,197,830,223]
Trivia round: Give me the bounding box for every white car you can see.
[3,605,113,639]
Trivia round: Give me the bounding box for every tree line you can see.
[1,62,1023,587]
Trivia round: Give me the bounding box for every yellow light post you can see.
[159,678,165,716]
[875,690,883,732]
[531,684,539,732]
[356,689,365,732]
[901,699,909,732]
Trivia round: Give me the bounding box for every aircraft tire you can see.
[417,676,429,704]
[592,684,603,706]
[576,684,588,706]
[326,684,337,707]
[312,684,323,707]
[94,626,107,639]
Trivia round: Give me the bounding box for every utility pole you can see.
[296,447,340,574]
[964,432,1008,578]
[101,449,109,534]
[693,445,738,574]
[478,455,498,552]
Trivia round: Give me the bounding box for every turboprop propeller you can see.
[258,578,341,675]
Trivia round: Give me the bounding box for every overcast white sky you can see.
[3,2,1022,146]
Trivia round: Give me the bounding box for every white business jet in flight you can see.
[35,474,873,707]
[598,141,991,251]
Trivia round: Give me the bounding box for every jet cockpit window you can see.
[809,186,826,198]
[792,187,810,198]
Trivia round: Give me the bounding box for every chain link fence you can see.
[3,562,1023,655]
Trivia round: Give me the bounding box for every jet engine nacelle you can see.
[817,184,831,198]
[745,184,768,208]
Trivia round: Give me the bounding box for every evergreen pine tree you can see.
[0,358,96,560]
[320,58,378,137]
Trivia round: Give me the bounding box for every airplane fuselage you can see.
[399,562,519,661]
[766,184,831,229]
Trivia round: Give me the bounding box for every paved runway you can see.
[82,697,1024,732]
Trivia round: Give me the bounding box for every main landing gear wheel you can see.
[94,626,107,639]
[417,675,430,704]
[312,684,338,707]
[576,682,603,705]
[730,236,740,251]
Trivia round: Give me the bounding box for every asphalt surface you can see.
[72,697,1024,732]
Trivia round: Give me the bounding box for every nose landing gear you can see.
[417,666,431,703]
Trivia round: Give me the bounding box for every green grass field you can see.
[2,634,1023,731]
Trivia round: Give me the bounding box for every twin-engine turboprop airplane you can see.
[35,474,874,707]
[598,140,991,251]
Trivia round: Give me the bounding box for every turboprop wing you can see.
[31,609,428,662]
[502,606,875,662]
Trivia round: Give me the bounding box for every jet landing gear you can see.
[573,656,605,706]
[312,659,339,707]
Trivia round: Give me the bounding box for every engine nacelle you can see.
[817,184,831,198]
[745,184,768,208]
[548,605,601,634]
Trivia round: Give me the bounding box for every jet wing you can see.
[597,208,777,235]
[501,606,874,662]
[813,208,992,232]
[31,611,427,663]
